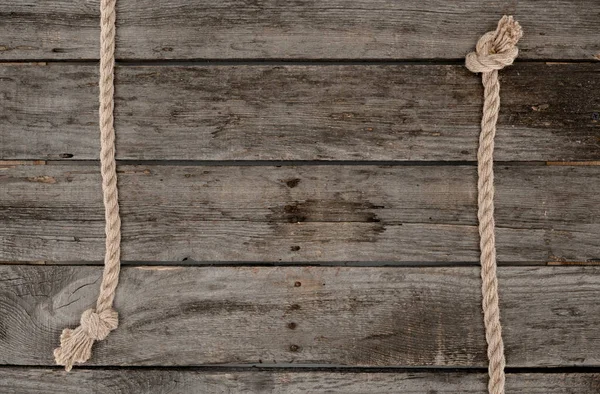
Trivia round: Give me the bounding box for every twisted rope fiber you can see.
[466,16,523,394]
[50,5,522,376]
[54,0,121,371]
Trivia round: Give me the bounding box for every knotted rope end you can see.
[466,15,524,73]
[54,308,118,371]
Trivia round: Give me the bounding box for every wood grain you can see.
[1,265,599,367]
[1,63,598,161]
[1,1,599,60]
[2,0,597,386]
[1,163,598,263]
[1,368,599,393]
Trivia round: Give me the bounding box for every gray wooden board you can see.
[1,162,599,263]
[1,1,599,60]
[1,0,598,388]
[0,265,599,367]
[1,63,598,161]
[1,369,599,393]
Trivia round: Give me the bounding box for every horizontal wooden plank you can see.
[1,163,598,263]
[1,1,599,60]
[1,63,598,161]
[1,369,599,394]
[1,265,599,367]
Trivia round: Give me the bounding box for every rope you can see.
[466,16,523,394]
[50,6,522,377]
[54,0,121,371]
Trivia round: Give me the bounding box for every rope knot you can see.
[80,308,119,340]
[54,308,119,371]
[466,16,523,73]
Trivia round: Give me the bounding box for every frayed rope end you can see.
[494,16,523,50]
[54,326,95,372]
[54,308,118,371]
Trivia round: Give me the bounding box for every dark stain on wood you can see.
[2,164,598,263]
[269,199,384,224]
[502,65,600,161]
[284,178,301,188]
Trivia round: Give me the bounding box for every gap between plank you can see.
[0,160,553,167]
[547,161,600,166]
[0,58,598,66]
[0,364,599,374]
[0,261,585,267]
[5,160,600,167]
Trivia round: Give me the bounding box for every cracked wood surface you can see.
[0,1,599,60]
[1,163,598,264]
[1,265,599,367]
[1,63,598,161]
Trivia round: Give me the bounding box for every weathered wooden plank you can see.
[1,1,599,60]
[1,163,598,263]
[1,265,599,367]
[1,369,599,394]
[1,63,598,161]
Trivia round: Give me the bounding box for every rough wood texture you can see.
[1,369,599,394]
[1,1,597,388]
[2,163,598,264]
[1,265,599,367]
[1,63,598,161]
[1,1,599,60]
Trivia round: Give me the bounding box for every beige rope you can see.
[54,0,121,371]
[51,5,522,377]
[466,16,523,394]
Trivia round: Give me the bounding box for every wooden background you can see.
[1,1,599,392]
